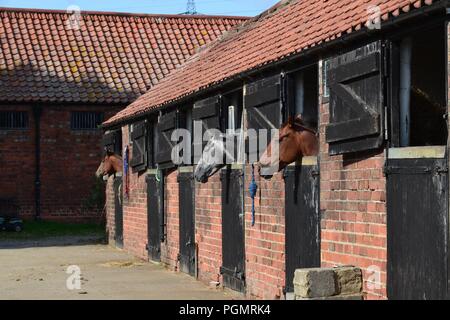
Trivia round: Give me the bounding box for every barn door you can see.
[113,176,123,249]
[326,41,386,155]
[245,74,283,163]
[156,111,177,169]
[146,173,162,262]
[178,171,196,276]
[284,159,320,293]
[386,154,449,300]
[220,168,245,293]
[193,96,222,132]
[130,122,147,173]
[193,96,222,160]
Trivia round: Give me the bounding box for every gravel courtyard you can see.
[0,242,239,300]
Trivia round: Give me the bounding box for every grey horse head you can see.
[194,134,237,183]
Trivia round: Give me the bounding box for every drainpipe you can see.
[33,106,42,221]
[400,37,412,147]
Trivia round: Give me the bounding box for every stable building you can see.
[0,8,247,221]
[103,0,450,300]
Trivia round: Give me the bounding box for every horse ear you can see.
[287,116,294,127]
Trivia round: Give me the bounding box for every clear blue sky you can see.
[0,0,280,17]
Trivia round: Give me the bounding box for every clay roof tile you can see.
[0,7,247,104]
[105,0,444,126]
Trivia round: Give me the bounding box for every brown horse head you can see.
[96,150,123,178]
[258,115,318,173]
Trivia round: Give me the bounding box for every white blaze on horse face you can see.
[172,129,192,165]
[262,129,280,174]
[258,129,280,175]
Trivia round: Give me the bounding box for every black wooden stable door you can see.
[178,172,196,276]
[113,177,123,249]
[146,174,162,262]
[220,169,245,293]
[326,40,385,155]
[284,163,321,293]
[386,157,449,300]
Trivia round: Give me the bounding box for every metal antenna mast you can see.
[185,0,197,15]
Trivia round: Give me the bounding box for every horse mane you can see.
[203,134,235,163]
[105,150,123,161]
[283,115,317,134]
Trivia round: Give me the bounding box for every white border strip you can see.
[388,146,446,159]
[287,156,318,167]
[146,169,159,175]
[179,166,194,173]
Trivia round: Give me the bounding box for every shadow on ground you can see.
[0,221,106,249]
[0,235,106,249]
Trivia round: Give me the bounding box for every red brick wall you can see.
[111,126,182,266]
[119,126,148,259]
[193,164,286,299]
[244,166,285,300]
[107,78,388,300]
[39,105,119,221]
[107,59,393,300]
[0,105,36,217]
[195,174,223,284]
[318,61,387,299]
[0,104,120,221]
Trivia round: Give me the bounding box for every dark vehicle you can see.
[0,217,23,232]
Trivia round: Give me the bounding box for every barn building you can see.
[0,8,247,221]
[103,0,450,300]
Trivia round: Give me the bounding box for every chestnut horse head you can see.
[96,150,123,178]
[259,115,318,173]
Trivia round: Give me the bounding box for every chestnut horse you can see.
[96,150,123,178]
[258,115,318,173]
[194,115,318,182]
